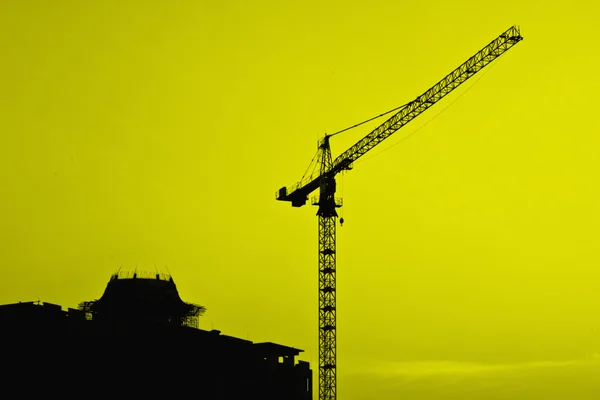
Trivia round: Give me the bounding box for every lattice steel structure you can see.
[315,136,341,400]
[276,26,523,400]
[79,271,206,328]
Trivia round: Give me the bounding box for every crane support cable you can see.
[355,50,504,166]
[300,149,321,182]
[328,102,412,138]
[331,26,522,174]
[277,25,523,207]
[300,103,406,188]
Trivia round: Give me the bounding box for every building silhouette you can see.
[0,271,312,399]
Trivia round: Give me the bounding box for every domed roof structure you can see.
[79,270,205,328]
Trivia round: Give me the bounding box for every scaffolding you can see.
[79,271,205,329]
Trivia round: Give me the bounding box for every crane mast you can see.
[276,26,523,400]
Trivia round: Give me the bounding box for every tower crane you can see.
[275,26,523,400]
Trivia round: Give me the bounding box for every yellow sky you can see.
[1,1,599,398]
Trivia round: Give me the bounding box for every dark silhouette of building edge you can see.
[0,271,312,399]
[78,270,206,328]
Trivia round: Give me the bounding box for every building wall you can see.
[0,302,312,400]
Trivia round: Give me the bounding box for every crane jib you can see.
[276,25,522,207]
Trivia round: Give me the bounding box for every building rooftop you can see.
[0,300,305,361]
[78,270,205,328]
[0,299,312,400]
[254,342,304,357]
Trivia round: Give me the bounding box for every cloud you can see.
[341,355,600,399]
[361,355,600,380]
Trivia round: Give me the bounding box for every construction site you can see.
[0,271,312,399]
[0,25,523,400]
